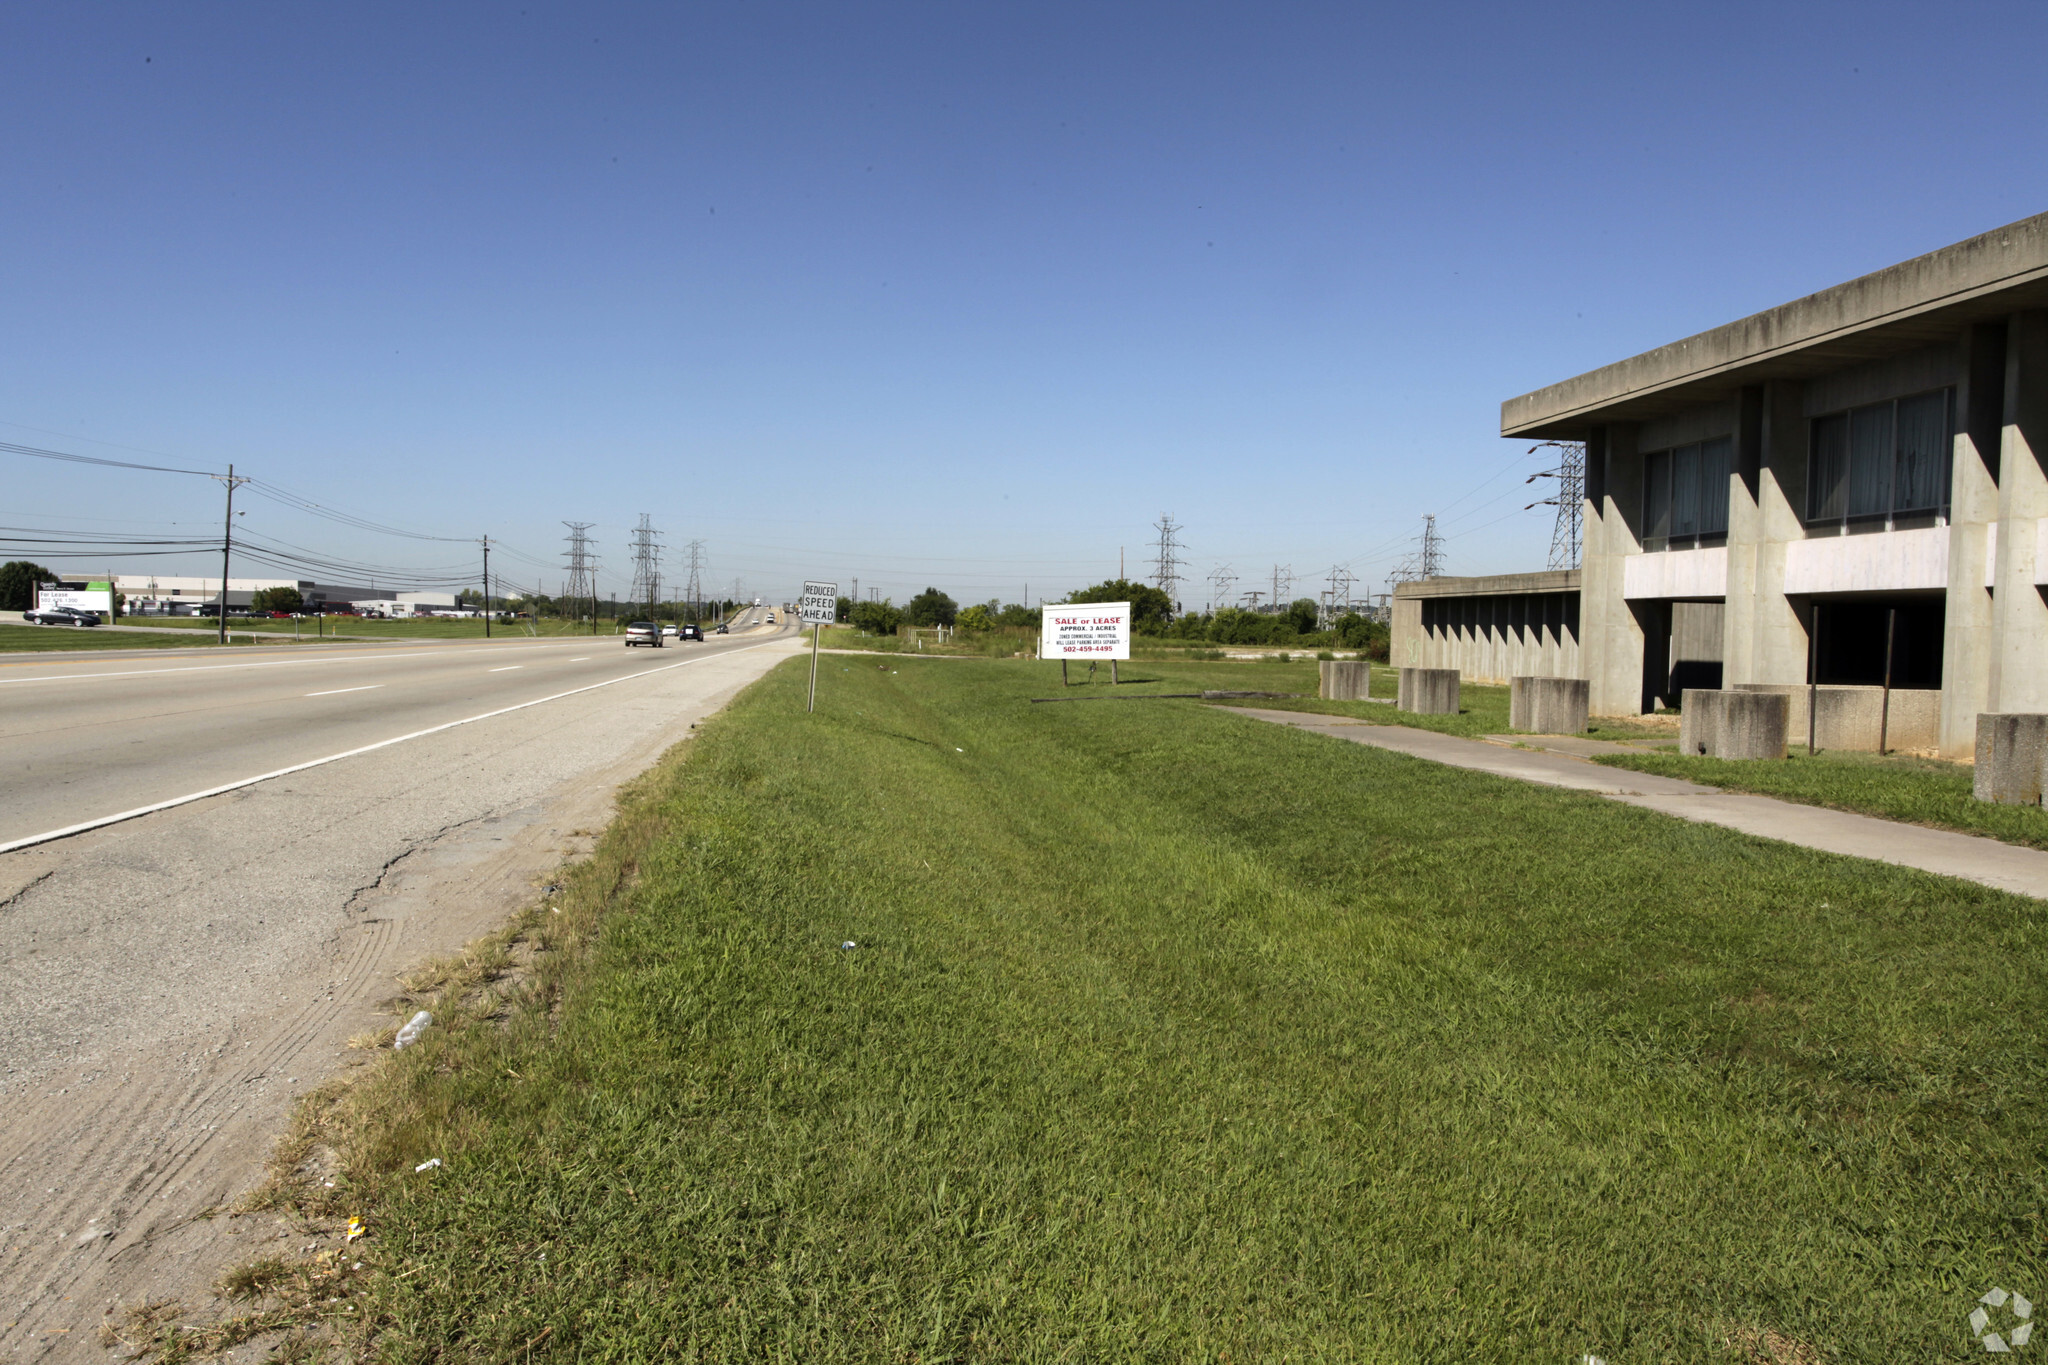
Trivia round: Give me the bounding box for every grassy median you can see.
[251,655,2044,1363]
[0,623,264,651]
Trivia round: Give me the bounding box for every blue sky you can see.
[5,1,2045,608]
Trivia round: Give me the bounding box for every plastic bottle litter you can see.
[393,1011,432,1050]
[415,1157,442,1172]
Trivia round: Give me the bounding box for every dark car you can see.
[680,623,704,641]
[24,606,102,626]
[715,622,729,634]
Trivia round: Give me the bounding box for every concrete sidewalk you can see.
[1229,708,2048,901]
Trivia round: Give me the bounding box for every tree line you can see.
[836,579,1387,655]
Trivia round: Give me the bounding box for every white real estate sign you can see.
[799,581,838,626]
[1040,601,1130,660]
[36,588,114,614]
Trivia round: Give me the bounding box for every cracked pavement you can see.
[0,630,801,1359]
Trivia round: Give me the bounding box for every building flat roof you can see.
[1502,211,2048,439]
[1393,570,1580,599]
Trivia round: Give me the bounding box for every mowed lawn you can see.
[0,623,262,651]
[336,655,2046,1363]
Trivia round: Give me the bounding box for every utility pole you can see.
[213,463,248,645]
[481,535,492,638]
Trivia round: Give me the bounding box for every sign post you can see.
[799,580,838,713]
[1038,602,1131,686]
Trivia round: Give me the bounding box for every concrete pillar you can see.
[1397,667,1460,714]
[1989,312,2048,714]
[1941,323,2006,755]
[1511,676,1589,733]
[1581,425,1647,714]
[1319,660,1370,700]
[1721,385,1765,685]
[1677,689,1789,760]
[1735,381,1811,686]
[1975,713,2048,805]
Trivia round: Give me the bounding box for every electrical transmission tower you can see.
[628,514,663,618]
[1207,564,1235,614]
[1149,514,1184,610]
[1268,564,1292,613]
[681,539,706,621]
[1322,564,1356,625]
[1420,515,1445,579]
[562,522,598,624]
[1524,440,1587,570]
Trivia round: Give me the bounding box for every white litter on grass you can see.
[415,1158,442,1172]
[840,941,857,950]
[393,1011,432,1050]
[955,747,963,752]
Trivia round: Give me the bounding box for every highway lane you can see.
[0,614,791,847]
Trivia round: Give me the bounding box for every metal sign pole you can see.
[808,623,821,713]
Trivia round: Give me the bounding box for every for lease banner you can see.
[1040,602,1130,660]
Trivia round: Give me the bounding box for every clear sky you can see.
[5,1,2046,609]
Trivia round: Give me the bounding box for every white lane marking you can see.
[305,685,384,697]
[0,638,790,856]
[488,666,521,672]
[569,657,590,662]
[0,640,597,688]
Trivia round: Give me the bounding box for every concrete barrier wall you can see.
[1398,667,1460,714]
[1510,677,1590,733]
[1679,689,1789,759]
[1320,660,1371,701]
[1731,684,1939,752]
[1975,714,2048,804]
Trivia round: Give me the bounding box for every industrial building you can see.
[1392,210,2048,757]
[77,575,462,614]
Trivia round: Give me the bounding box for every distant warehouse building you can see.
[1392,209,2048,757]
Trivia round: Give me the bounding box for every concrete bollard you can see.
[1397,667,1460,715]
[1974,714,2048,805]
[1677,689,1788,759]
[1320,660,1371,701]
[1510,676,1589,734]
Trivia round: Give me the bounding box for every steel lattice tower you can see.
[562,522,598,622]
[1525,440,1586,570]
[1149,514,1184,608]
[1419,515,1444,579]
[628,514,663,618]
[1207,564,1235,614]
[682,539,706,619]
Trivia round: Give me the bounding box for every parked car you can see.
[24,605,102,626]
[680,623,704,641]
[623,620,664,648]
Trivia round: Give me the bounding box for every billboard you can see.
[1040,602,1130,660]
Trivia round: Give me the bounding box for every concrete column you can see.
[1738,381,1811,685]
[1581,424,1647,714]
[1940,322,2007,754]
[1989,312,2048,713]
[1722,385,1765,684]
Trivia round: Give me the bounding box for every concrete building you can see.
[1392,210,2048,756]
[89,574,399,613]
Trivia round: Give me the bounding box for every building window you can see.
[1807,389,1951,526]
[1641,436,1731,551]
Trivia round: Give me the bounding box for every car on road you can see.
[660,624,678,637]
[623,620,664,647]
[765,613,776,624]
[24,606,102,626]
[679,623,703,641]
[715,623,729,634]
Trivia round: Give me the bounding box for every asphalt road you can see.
[0,607,784,848]
[0,605,798,1359]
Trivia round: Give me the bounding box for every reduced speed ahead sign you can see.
[799,581,838,626]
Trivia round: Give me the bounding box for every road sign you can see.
[800,580,838,713]
[799,581,838,626]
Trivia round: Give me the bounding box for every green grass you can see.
[0,623,265,651]
[111,615,611,641]
[296,655,2045,1363]
[1596,747,2048,851]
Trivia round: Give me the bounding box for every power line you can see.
[0,438,214,479]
